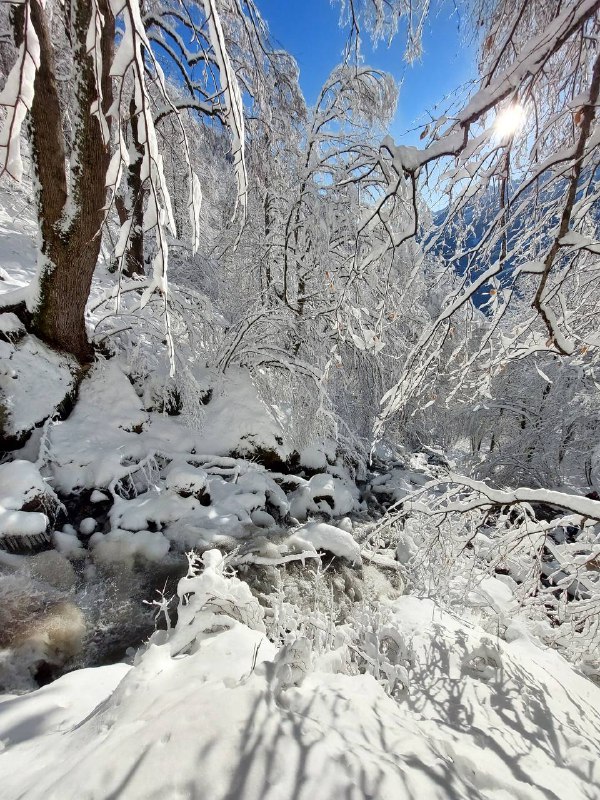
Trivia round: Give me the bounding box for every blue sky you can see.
[256,0,477,146]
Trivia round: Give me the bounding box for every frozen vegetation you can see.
[1,0,600,798]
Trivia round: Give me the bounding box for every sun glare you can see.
[494,104,525,139]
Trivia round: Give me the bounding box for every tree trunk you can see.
[114,98,145,278]
[25,0,114,363]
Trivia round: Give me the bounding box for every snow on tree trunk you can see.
[29,0,114,363]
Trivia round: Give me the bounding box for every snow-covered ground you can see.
[0,552,598,800]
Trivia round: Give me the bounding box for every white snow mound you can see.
[0,566,599,799]
[290,521,361,564]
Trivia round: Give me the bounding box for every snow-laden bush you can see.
[149,549,265,659]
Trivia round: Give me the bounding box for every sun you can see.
[494,104,525,139]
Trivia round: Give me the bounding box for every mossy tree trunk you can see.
[15,0,114,363]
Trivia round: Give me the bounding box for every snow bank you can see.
[49,360,148,493]
[0,335,78,444]
[1,563,599,799]
[0,663,130,745]
[194,369,289,462]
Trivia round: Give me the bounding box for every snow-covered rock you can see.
[289,473,356,520]
[297,439,336,471]
[79,517,96,535]
[0,461,60,549]
[0,334,78,447]
[53,528,86,559]
[49,360,148,493]
[289,521,361,565]
[164,464,209,499]
[89,528,170,567]
[195,369,290,465]
[0,312,25,342]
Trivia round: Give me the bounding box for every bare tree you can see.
[363,0,600,433]
[0,0,249,367]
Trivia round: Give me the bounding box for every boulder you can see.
[0,460,62,552]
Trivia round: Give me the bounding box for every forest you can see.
[0,0,599,797]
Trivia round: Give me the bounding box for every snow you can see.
[193,369,288,460]
[1,560,598,800]
[0,11,598,796]
[49,360,148,493]
[0,312,24,339]
[0,461,56,540]
[0,334,78,441]
[90,527,170,566]
[0,192,38,295]
[289,473,356,520]
[79,517,96,535]
[290,521,361,564]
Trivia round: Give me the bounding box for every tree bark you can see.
[26,0,114,363]
[114,98,145,278]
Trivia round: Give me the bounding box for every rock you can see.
[0,312,25,343]
[0,460,62,552]
[250,509,276,528]
[0,333,79,451]
[79,517,96,535]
